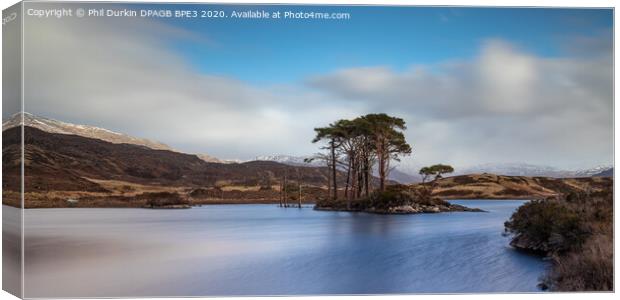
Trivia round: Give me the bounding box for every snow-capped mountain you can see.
[3,113,233,163]
[457,163,572,177]
[574,166,614,177]
[197,153,243,164]
[457,163,613,178]
[592,168,614,177]
[254,155,322,167]
[4,112,173,151]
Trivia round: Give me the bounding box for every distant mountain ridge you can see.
[3,113,231,163]
[457,163,613,178]
[255,156,613,182]
[4,114,611,180]
[592,167,614,177]
[196,154,243,164]
[3,112,173,151]
[254,155,323,167]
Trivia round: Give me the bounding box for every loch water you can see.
[14,200,546,297]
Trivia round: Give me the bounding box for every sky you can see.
[19,3,613,171]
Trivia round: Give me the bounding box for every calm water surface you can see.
[19,200,546,297]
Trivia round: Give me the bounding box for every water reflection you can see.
[20,200,545,297]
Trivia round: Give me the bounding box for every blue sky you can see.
[23,3,613,170]
[137,5,614,84]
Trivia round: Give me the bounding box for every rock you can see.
[66,198,79,207]
[390,205,409,213]
[422,206,440,213]
[448,204,486,212]
[537,282,549,291]
[548,232,565,249]
[388,205,420,214]
[510,234,549,253]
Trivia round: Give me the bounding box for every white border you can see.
[0,1,617,300]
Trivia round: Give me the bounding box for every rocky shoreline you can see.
[144,204,192,209]
[315,202,485,214]
[508,234,552,255]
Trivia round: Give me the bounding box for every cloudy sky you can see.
[20,3,613,170]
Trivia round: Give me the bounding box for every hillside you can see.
[425,173,612,199]
[3,126,355,207]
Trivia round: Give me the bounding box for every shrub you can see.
[367,185,414,209]
[545,234,613,291]
[505,189,612,291]
[189,187,221,198]
[451,176,478,185]
[504,199,587,253]
[141,192,190,207]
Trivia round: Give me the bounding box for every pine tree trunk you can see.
[331,139,338,200]
[326,160,332,200]
[376,136,386,191]
[364,157,370,196]
[284,172,288,207]
[344,157,351,202]
[279,177,283,207]
[297,169,302,208]
[347,153,354,209]
[298,182,302,208]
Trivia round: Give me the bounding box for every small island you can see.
[309,114,483,214]
[314,184,485,214]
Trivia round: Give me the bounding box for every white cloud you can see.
[476,40,539,114]
[22,16,612,169]
[23,16,362,160]
[307,38,612,169]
